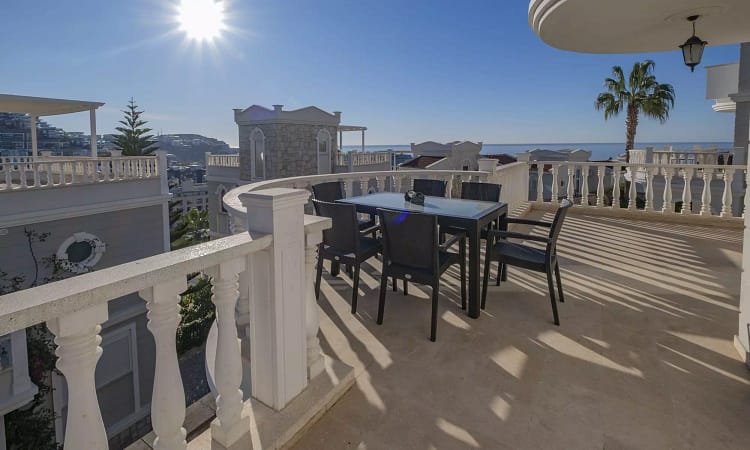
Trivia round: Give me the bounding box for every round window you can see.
[56,232,106,274]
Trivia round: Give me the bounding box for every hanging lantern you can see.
[680,15,707,72]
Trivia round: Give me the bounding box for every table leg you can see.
[499,212,508,281]
[467,223,481,319]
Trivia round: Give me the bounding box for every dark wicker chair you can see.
[312,181,377,235]
[412,179,448,197]
[313,200,381,314]
[376,208,466,341]
[481,199,573,325]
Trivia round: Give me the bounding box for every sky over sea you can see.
[0,0,739,147]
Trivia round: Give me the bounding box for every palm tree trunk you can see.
[624,104,638,163]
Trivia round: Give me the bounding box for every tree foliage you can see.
[177,276,215,356]
[595,60,675,162]
[171,208,209,250]
[113,98,159,156]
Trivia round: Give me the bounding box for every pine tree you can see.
[113,98,159,156]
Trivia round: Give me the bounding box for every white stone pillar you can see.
[141,277,188,450]
[156,150,171,252]
[304,215,330,379]
[90,108,97,158]
[361,129,365,153]
[241,188,309,410]
[30,115,38,160]
[47,304,108,450]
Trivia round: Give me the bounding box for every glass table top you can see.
[337,192,505,220]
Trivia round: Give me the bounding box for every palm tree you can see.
[595,60,675,162]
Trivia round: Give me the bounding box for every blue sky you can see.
[1,0,739,147]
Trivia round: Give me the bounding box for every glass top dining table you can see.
[337,192,508,318]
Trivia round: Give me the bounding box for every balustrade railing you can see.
[0,156,159,191]
[528,161,746,220]
[334,151,394,167]
[206,153,239,167]
[0,188,330,449]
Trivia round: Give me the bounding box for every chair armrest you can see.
[487,229,549,243]
[506,218,553,227]
[359,224,381,236]
[439,230,466,250]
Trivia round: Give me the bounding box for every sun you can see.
[177,0,226,42]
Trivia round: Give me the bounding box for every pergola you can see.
[528,0,750,363]
[0,94,104,159]
[337,124,367,152]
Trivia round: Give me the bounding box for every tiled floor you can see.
[291,212,749,450]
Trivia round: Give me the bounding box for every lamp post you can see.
[680,15,707,72]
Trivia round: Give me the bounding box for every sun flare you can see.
[177,0,225,42]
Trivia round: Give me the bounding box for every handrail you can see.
[0,232,272,335]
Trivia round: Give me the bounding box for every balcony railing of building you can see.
[333,150,401,167]
[0,156,159,191]
[206,153,239,168]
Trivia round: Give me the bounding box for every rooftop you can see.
[293,211,748,449]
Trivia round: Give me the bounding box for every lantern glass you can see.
[680,35,706,71]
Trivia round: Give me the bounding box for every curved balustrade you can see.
[0,156,159,191]
[223,169,488,228]
[529,161,746,219]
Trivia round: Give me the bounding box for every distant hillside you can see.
[154,134,232,163]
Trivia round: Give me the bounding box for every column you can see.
[305,216,329,379]
[90,108,97,158]
[207,258,248,448]
[361,129,365,153]
[47,304,108,450]
[30,115,38,160]
[141,278,188,450]
[240,188,310,410]
[730,42,750,215]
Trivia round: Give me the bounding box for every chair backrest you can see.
[413,179,447,197]
[378,208,438,273]
[547,199,573,253]
[461,182,501,202]
[312,181,345,202]
[312,200,359,253]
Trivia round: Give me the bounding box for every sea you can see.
[341,142,735,162]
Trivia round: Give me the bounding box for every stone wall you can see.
[238,123,337,180]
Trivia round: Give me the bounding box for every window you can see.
[317,129,331,154]
[56,232,106,274]
[250,128,265,179]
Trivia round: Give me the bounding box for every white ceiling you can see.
[529,0,750,53]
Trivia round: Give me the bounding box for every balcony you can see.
[0,160,748,449]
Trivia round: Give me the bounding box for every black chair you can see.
[313,200,381,314]
[412,179,447,197]
[377,208,466,341]
[481,199,573,325]
[312,180,377,237]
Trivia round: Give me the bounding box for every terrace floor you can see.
[292,211,750,450]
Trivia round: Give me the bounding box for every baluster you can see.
[551,164,559,204]
[113,159,121,180]
[44,163,52,187]
[567,164,575,201]
[374,175,382,192]
[32,162,40,187]
[4,166,11,190]
[445,175,454,198]
[644,167,654,211]
[394,174,403,193]
[20,164,27,188]
[721,168,735,218]
[628,166,637,210]
[207,258,249,447]
[305,232,325,378]
[47,304,109,450]
[682,168,693,214]
[611,166,620,208]
[580,165,589,206]
[700,168,713,216]
[662,169,673,214]
[536,165,544,202]
[141,278,188,450]
[358,177,367,195]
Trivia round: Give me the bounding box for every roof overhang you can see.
[529,0,750,53]
[0,94,105,116]
[338,125,367,132]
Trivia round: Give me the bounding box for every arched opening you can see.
[250,128,265,179]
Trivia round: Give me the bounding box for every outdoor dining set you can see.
[311,179,573,341]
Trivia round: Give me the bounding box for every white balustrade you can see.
[721,168,735,218]
[662,168,673,214]
[682,167,693,214]
[628,168,637,210]
[611,166,620,208]
[567,165,574,201]
[700,168,713,216]
[536,165,544,202]
[644,167,654,212]
[551,165,559,204]
[580,166,589,206]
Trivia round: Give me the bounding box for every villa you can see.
[1,1,750,450]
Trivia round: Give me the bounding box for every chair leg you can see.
[351,263,361,314]
[403,279,408,296]
[546,267,560,326]
[430,282,440,342]
[392,276,397,292]
[377,272,388,325]
[555,261,565,303]
[331,260,340,277]
[496,263,502,286]
[315,249,324,300]
[459,238,467,310]
[481,247,492,310]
